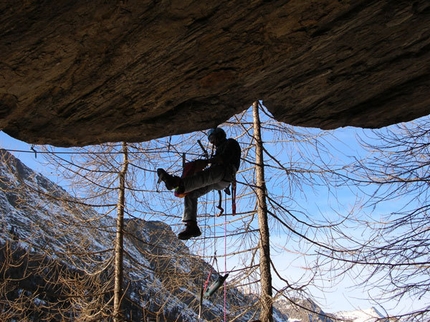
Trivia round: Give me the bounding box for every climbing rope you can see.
[223,195,228,322]
[199,189,231,321]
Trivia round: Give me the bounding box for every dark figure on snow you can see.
[157,127,241,240]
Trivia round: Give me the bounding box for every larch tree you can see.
[314,116,430,321]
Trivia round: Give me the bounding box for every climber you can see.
[157,127,241,240]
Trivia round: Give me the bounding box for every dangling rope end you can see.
[216,190,224,217]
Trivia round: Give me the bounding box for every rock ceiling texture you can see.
[1,0,429,147]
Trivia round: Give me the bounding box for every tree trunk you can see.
[113,142,128,322]
[252,101,273,322]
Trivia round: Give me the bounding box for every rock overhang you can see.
[0,0,429,147]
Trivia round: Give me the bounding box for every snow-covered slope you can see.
[274,298,335,322]
[334,307,388,322]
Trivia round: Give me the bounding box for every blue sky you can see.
[0,132,44,171]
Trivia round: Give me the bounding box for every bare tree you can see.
[3,103,399,322]
[209,103,353,321]
[0,148,119,321]
[33,138,256,321]
[252,101,273,321]
[113,142,128,321]
[316,116,430,321]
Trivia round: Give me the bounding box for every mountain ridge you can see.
[0,148,384,321]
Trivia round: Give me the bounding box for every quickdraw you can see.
[216,177,237,217]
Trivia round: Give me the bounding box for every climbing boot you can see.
[178,221,202,240]
[157,168,181,191]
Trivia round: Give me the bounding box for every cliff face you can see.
[1,1,429,146]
